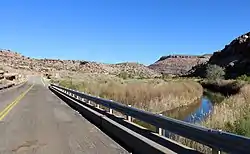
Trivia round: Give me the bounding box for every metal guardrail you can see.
[0,83,15,90]
[50,84,250,154]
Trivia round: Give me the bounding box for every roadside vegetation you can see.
[236,74,250,83]
[51,67,250,153]
[165,65,250,153]
[182,65,250,153]
[203,84,250,129]
[52,73,203,113]
[199,65,250,136]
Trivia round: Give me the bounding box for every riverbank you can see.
[195,79,249,131]
[202,83,250,130]
[52,73,203,113]
[180,82,250,153]
[168,79,249,153]
[199,79,243,96]
[203,89,225,104]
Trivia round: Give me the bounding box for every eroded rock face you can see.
[207,32,250,78]
[148,55,211,75]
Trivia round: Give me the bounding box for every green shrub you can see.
[205,64,225,80]
[237,74,250,82]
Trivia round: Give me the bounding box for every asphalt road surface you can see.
[0,76,128,154]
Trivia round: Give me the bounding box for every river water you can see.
[161,97,213,137]
[133,96,214,136]
[162,97,213,124]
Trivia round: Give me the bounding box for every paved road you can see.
[0,76,128,154]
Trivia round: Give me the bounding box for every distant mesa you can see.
[149,54,211,75]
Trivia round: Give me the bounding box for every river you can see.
[161,97,213,137]
[133,96,214,136]
[162,97,213,124]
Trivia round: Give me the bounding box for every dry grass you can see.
[202,84,250,129]
[163,82,250,154]
[54,73,250,153]
[55,74,203,113]
[173,84,250,154]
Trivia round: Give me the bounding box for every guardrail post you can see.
[126,105,132,122]
[109,108,113,114]
[157,114,164,136]
[96,104,100,109]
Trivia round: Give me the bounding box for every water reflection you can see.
[184,98,213,123]
[133,97,214,138]
[162,97,213,124]
[162,97,213,137]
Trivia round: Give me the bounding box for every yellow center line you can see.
[0,84,34,121]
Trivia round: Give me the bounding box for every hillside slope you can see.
[0,49,160,78]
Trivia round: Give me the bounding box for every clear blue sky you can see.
[0,0,249,65]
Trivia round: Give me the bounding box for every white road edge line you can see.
[41,77,46,87]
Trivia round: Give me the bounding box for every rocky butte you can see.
[148,54,211,75]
